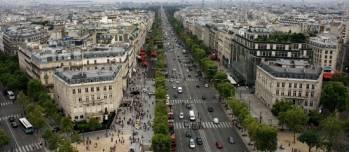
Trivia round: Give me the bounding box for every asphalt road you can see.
[160,7,248,152]
[0,90,44,152]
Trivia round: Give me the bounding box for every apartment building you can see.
[308,34,338,71]
[231,27,312,86]
[18,43,132,88]
[3,24,49,55]
[53,64,123,122]
[255,60,323,111]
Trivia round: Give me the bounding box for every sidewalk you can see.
[73,66,155,152]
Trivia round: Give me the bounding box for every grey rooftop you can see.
[55,64,122,84]
[258,59,322,80]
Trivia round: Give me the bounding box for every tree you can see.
[57,139,77,152]
[216,82,235,99]
[307,110,323,126]
[279,106,309,143]
[213,71,228,84]
[60,117,74,133]
[320,115,343,151]
[28,105,46,129]
[88,118,101,131]
[320,81,349,113]
[0,129,10,148]
[42,129,59,150]
[152,134,171,152]
[27,79,45,101]
[298,129,321,152]
[271,100,293,116]
[254,124,278,152]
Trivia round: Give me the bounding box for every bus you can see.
[323,67,334,80]
[189,110,195,121]
[18,117,34,134]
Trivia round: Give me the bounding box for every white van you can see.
[7,91,15,100]
[177,87,182,93]
[189,110,195,121]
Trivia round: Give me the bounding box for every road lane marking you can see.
[199,129,210,152]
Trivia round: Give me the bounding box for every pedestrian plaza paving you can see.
[173,121,233,129]
[5,142,43,152]
[0,113,21,121]
[169,99,217,104]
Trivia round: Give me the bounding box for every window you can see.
[91,95,95,100]
[109,85,112,90]
[282,82,285,87]
[277,82,280,87]
[109,94,112,98]
[306,92,309,97]
[305,101,308,106]
[310,91,314,97]
[97,87,100,91]
[294,83,297,88]
[94,60,97,64]
[298,91,302,97]
[306,84,309,89]
[85,88,88,93]
[289,83,292,88]
[311,84,315,89]
[78,98,82,102]
[288,91,291,96]
[78,88,81,93]
[86,96,89,101]
[72,89,76,94]
[293,91,297,96]
[325,50,328,54]
[299,84,302,88]
[104,95,107,99]
[97,95,100,100]
[75,116,78,120]
[87,60,89,65]
[276,90,279,95]
[91,87,94,92]
[281,91,284,96]
[104,86,107,91]
[80,115,83,119]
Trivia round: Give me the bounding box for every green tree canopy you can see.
[279,106,308,143]
[320,115,343,151]
[0,129,10,148]
[271,100,293,116]
[254,124,278,152]
[298,129,321,152]
[320,81,349,113]
[152,134,171,152]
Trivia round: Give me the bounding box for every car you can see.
[188,74,191,77]
[175,80,180,84]
[213,117,219,124]
[208,107,214,112]
[186,104,191,109]
[172,85,176,89]
[228,137,235,144]
[8,116,15,122]
[216,142,224,149]
[196,137,203,145]
[196,85,200,88]
[185,131,191,138]
[184,121,190,128]
[202,95,206,100]
[189,138,196,149]
[11,121,18,128]
[179,112,184,119]
[204,83,209,88]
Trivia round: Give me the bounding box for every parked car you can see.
[8,116,15,122]
[11,121,18,128]
[208,107,214,112]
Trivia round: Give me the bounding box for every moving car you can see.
[208,107,214,112]
[179,112,184,119]
[177,87,182,93]
[186,103,191,109]
[216,141,224,149]
[213,117,219,124]
[11,121,18,128]
[189,138,196,149]
[185,131,191,138]
[6,90,15,100]
[189,110,196,121]
[8,116,15,122]
[228,136,235,144]
[204,83,209,88]
[196,137,203,145]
